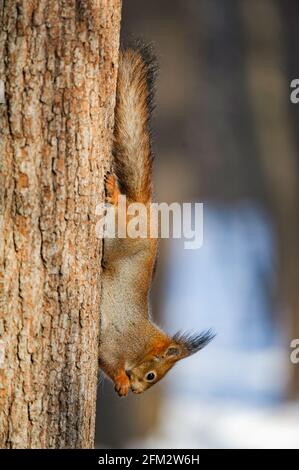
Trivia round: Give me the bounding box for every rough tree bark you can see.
[0,0,121,448]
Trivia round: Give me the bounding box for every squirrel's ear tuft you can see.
[172,329,215,357]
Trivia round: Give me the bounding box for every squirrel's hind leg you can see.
[105,173,121,205]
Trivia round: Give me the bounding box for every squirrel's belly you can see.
[100,309,108,333]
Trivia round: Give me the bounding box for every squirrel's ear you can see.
[164,345,181,358]
[171,329,215,358]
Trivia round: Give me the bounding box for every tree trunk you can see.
[0,0,121,448]
[241,0,299,399]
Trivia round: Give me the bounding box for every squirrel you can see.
[99,42,214,397]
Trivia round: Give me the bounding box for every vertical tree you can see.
[0,0,121,448]
[241,0,299,398]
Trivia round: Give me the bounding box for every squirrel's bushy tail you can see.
[113,42,157,203]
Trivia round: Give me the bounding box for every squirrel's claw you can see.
[115,381,130,397]
[105,172,120,205]
[114,369,130,397]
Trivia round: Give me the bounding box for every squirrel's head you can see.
[125,330,215,394]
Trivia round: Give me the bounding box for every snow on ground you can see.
[129,398,299,449]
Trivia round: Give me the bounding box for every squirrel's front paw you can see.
[114,369,130,397]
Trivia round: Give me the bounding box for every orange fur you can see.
[114,368,130,397]
[99,44,214,397]
[113,47,155,203]
[105,174,121,205]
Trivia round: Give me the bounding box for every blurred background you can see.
[96,0,299,448]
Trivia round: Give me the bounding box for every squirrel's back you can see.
[113,43,157,203]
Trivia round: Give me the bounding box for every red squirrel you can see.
[99,43,214,397]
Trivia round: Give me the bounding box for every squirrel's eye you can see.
[145,371,156,382]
